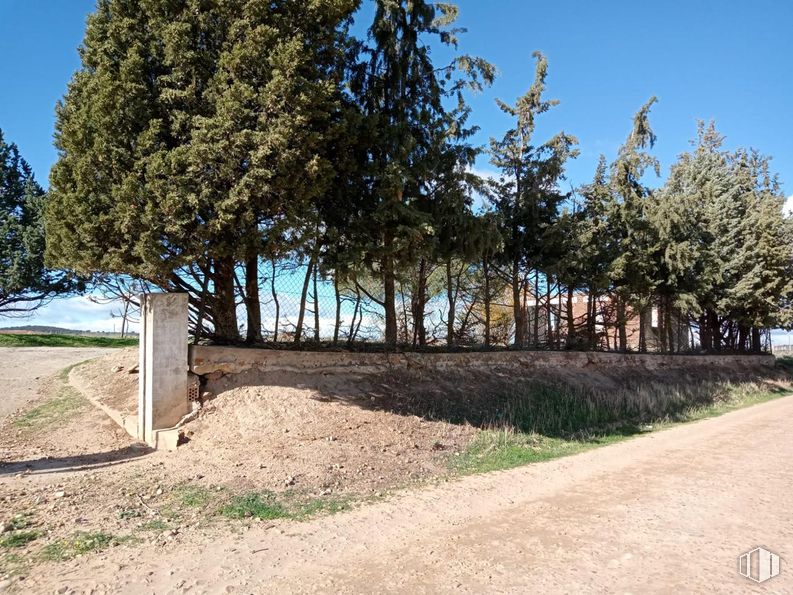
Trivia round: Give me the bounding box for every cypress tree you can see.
[46,0,358,342]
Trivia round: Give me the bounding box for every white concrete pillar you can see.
[138,293,190,447]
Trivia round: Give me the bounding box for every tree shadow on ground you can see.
[0,443,152,476]
[206,361,793,439]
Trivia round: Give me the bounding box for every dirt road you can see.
[22,391,792,593]
[0,347,113,421]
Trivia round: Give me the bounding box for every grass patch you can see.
[0,333,137,348]
[220,492,289,520]
[217,490,351,522]
[38,531,122,562]
[139,519,171,532]
[453,380,793,475]
[174,485,216,509]
[13,383,86,430]
[5,512,35,531]
[0,531,41,549]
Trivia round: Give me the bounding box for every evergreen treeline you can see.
[43,0,793,351]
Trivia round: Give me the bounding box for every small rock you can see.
[155,488,163,496]
[111,365,124,373]
[284,476,296,487]
[54,491,66,498]
[57,587,69,594]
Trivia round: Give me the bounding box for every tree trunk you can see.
[710,311,721,351]
[295,253,315,343]
[638,303,647,353]
[347,285,361,346]
[616,298,627,352]
[545,276,552,348]
[738,324,748,353]
[411,259,427,347]
[446,259,456,347]
[512,259,524,348]
[483,257,491,347]
[699,312,710,351]
[532,269,540,347]
[244,255,262,344]
[565,286,575,348]
[333,276,341,346]
[212,256,238,343]
[751,327,762,353]
[383,249,397,348]
[312,261,320,342]
[270,259,280,342]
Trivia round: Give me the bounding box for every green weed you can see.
[13,384,86,429]
[0,531,40,549]
[220,492,289,520]
[39,532,120,562]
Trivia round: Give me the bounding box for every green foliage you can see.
[46,0,360,341]
[0,129,78,316]
[220,492,289,520]
[0,531,40,549]
[41,0,792,349]
[39,532,119,561]
[488,52,578,347]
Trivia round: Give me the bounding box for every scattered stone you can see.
[54,490,66,498]
[112,365,124,373]
[284,476,296,487]
[127,364,139,374]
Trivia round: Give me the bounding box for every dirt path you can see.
[0,347,114,421]
[23,393,793,594]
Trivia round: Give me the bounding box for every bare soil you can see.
[0,347,112,421]
[1,348,791,593]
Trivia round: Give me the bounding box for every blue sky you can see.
[1,0,792,335]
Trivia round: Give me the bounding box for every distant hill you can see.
[0,325,138,338]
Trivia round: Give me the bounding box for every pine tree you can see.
[607,97,660,351]
[0,129,78,315]
[347,0,494,347]
[489,52,577,347]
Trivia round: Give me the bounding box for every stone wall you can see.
[188,345,775,378]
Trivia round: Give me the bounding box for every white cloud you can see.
[0,295,138,334]
[784,195,793,217]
